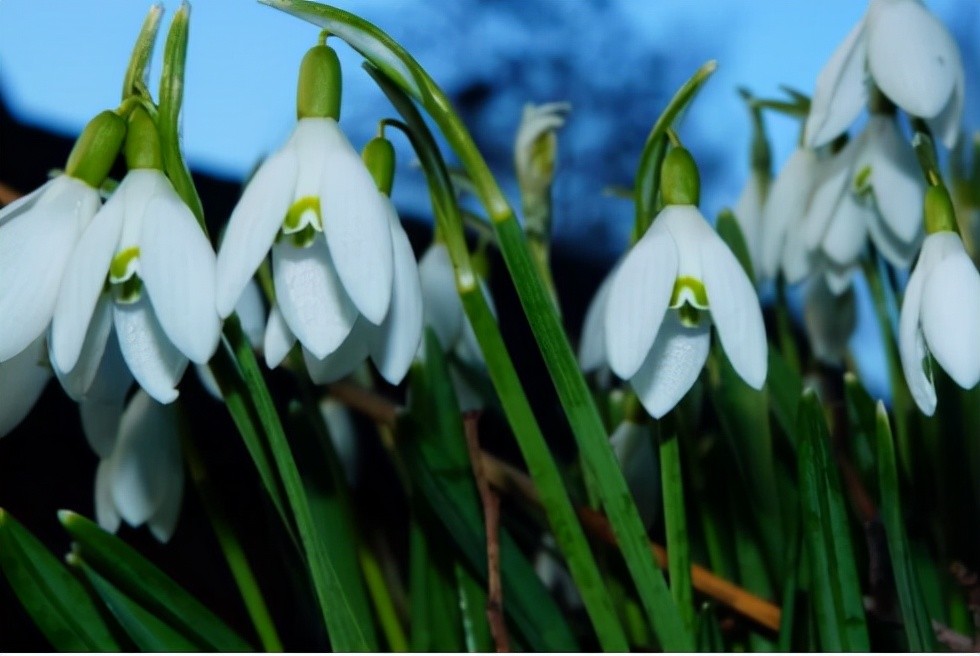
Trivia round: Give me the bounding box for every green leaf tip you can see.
[56,509,77,526]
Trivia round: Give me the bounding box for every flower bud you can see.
[64,110,127,188]
[924,184,957,235]
[660,147,700,206]
[362,136,395,196]
[297,44,341,120]
[124,106,164,171]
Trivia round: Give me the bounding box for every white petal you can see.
[820,191,870,267]
[419,242,464,350]
[805,18,868,148]
[578,267,615,372]
[50,182,125,373]
[867,209,920,269]
[898,235,941,415]
[319,398,358,484]
[863,116,924,244]
[263,303,296,368]
[303,320,369,384]
[928,61,964,149]
[733,171,768,269]
[109,391,181,527]
[195,364,222,400]
[920,239,980,390]
[272,236,357,359]
[629,312,710,419]
[236,279,267,349]
[0,178,56,228]
[803,142,856,251]
[824,263,858,296]
[140,188,221,364]
[368,202,423,384]
[610,420,659,530]
[0,334,51,437]
[54,293,113,400]
[147,460,184,543]
[605,219,677,379]
[319,119,394,325]
[781,228,815,284]
[761,149,820,280]
[79,334,133,458]
[803,277,856,366]
[701,232,768,389]
[866,0,959,119]
[0,176,100,361]
[94,459,121,534]
[113,297,188,404]
[215,146,297,318]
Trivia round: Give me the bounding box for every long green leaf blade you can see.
[0,510,120,651]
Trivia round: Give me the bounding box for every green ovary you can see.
[282,196,323,248]
[108,247,143,304]
[670,276,708,327]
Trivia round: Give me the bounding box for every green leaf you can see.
[0,510,120,651]
[58,511,253,651]
[875,403,937,651]
[659,427,694,631]
[715,209,756,283]
[455,563,492,653]
[73,557,200,652]
[121,4,163,101]
[767,348,803,449]
[796,391,870,651]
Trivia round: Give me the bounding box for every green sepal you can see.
[64,110,127,188]
[362,136,396,195]
[661,147,700,206]
[124,106,164,171]
[924,184,958,235]
[297,44,342,120]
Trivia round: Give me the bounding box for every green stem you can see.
[358,545,409,652]
[659,424,694,632]
[180,431,284,652]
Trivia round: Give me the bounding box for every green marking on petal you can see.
[670,276,708,310]
[109,247,141,283]
[676,304,703,327]
[282,196,323,237]
[853,164,872,197]
[289,224,320,248]
[113,274,144,304]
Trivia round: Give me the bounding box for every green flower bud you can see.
[362,136,396,196]
[660,147,700,206]
[924,184,958,235]
[297,44,341,120]
[64,110,126,188]
[124,106,164,171]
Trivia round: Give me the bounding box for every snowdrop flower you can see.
[94,390,184,542]
[609,420,660,530]
[605,147,767,419]
[0,336,52,437]
[803,276,857,366]
[760,146,822,282]
[899,187,980,415]
[49,107,221,405]
[0,111,125,362]
[578,265,616,374]
[216,44,394,364]
[805,0,963,149]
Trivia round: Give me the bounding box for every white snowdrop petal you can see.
[140,190,221,364]
[320,120,394,325]
[263,303,296,368]
[94,459,121,534]
[824,264,857,295]
[820,192,870,267]
[805,18,868,148]
[419,243,464,350]
[920,246,980,390]
[804,277,856,367]
[898,247,936,415]
[79,335,132,458]
[866,0,959,119]
[236,279,267,349]
[865,116,924,244]
[0,177,99,362]
[54,293,113,400]
[803,145,854,252]
[609,420,660,530]
[319,398,358,484]
[0,178,55,228]
[578,267,615,372]
[733,172,767,269]
[110,391,181,527]
[147,457,184,543]
[215,146,297,318]
[605,221,677,379]
[701,234,768,389]
[272,237,357,359]
[761,149,819,280]
[0,334,51,438]
[113,297,188,404]
[867,210,920,269]
[303,321,369,385]
[369,203,423,385]
[50,184,126,373]
[929,63,964,149]
[781,229,814,285]
[629,313,711,419]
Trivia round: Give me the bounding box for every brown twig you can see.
[330,382,784,632]
[462,411,510,652]
[0,181,23,206]
[933,620,977,652]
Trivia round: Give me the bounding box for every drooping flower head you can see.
[216,41,397,369]
[49,106,221,404]
[0,110,125,363]
[899,185,980,415]
[604,146,768,418]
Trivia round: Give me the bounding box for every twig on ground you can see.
[462,411,510,652]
